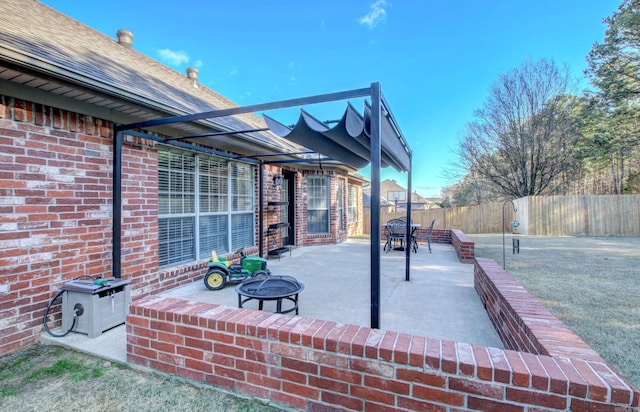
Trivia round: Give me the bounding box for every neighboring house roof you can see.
[410,191,429,204]
[0,0,304,157]
[363,192,393,208]
[372,179,439,208]
[348,171,369,184]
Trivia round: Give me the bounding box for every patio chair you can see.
[422,219,434,253]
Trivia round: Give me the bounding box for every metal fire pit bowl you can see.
[235,275,304,315]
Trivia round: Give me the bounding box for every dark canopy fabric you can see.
[334,103,400,170]
[263,101,410,172]
[264,109,369,169]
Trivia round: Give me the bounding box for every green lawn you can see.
[471,234,640,390]
[0,345,280,412]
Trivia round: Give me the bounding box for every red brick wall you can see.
[0,96,115,354]
[430,228,451,244]
[474,257,624,361]
[0,96,193,355]
[413,228,470,264]
[474,257,638,409]
[382,228,449,243]
[118,135,161,297]
[0,95,363,356]
[451,229,474,263]
[126,231,638,411]
[127,295,638,411]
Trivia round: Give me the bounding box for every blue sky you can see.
[42,0,620,197]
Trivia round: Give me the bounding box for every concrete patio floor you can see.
[42,238,503,363]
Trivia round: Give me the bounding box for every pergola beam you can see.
[115,87,371,132]
[113,82,411,330]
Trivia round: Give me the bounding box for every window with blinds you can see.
[348,185,358,223]
[198,157,228,258]
[158,217,195,266]
[230,162,254,250]
[158,147,255,267]
[307,175,329,234]
[337,179,345,230]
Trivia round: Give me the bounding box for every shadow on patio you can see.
[161,237,503,348]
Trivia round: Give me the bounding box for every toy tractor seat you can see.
[211,250,237,270]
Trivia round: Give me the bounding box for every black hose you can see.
[43,289,77,337]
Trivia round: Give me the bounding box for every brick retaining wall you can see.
[429,228,451,245]
[127,294,638,411]
[126,231,638,410]
[474,257,639,408]
[451,229,474,263]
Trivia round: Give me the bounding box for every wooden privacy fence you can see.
[363,195,640,236]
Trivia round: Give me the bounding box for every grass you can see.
[470,234,640,390]
[3,235,637,408]
[0,345,281,412]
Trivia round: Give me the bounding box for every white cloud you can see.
[229,69,238,76]
[288,76,297,86]
[192,59,204,68]
[157,48,189,66]
[288,60,300,71]
[359,0,389,30]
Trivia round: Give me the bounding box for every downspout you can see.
[112,131,122,278]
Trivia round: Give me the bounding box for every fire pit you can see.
[235,275,304,315]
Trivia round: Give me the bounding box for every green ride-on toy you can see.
[203,248,270,290]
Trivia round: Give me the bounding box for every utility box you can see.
[60,278,131,338]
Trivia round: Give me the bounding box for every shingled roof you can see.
[0,0,303,156]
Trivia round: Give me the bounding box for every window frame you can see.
[348,184,358,224]
[337,179,345,230]
[158,146,255,268]
[306,175,330,234]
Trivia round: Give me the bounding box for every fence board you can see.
[363,195,640,236]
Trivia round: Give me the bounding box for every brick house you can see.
[364,179,438,213]
[380,179,437,210]
[0,0,370,355]
[3,7,638,412]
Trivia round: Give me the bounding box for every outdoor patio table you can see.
[383,222,420,252]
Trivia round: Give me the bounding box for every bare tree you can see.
[457,59,580,198]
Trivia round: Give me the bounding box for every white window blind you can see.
[158,146,255,267]
[230,162,254,250]
[338,179,345,230]
[348,185,358,223]
[307,176,329,234]
[199,157,228,213]
[198,157,228,257]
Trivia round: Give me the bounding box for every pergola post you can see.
[370,82,382,329]
[405,152,413,281]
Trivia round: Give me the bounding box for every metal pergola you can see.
[113,82,413,329]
